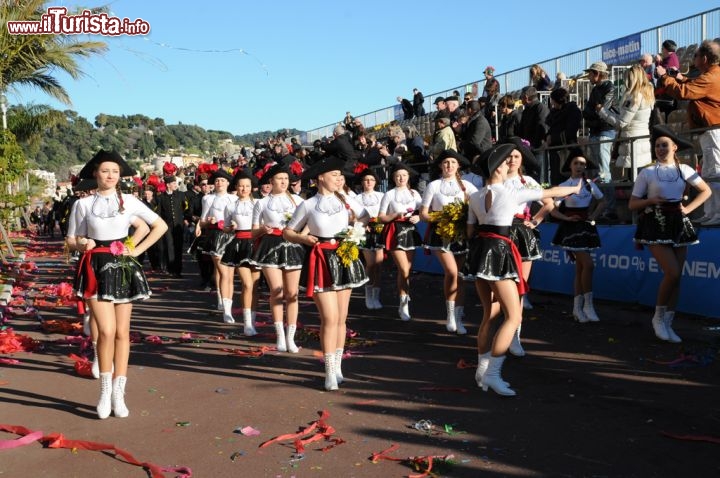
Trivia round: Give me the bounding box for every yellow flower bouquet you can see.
[428,199,468,245]
[335,222,366,268]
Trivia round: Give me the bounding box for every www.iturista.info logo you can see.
[6,7,150,36]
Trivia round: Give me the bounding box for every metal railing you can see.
[305,8,720,142]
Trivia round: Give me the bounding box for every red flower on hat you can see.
[289,160,303,177]
[163,161,178,176]
[70,174,80,186]
[353,162,369,175]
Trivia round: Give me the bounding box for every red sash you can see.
[305,241,339,298]
[76,247,113,299]
[234,230,253,239]
[254,227,284,249]
[477,232,528,295]
[380,218,409,250]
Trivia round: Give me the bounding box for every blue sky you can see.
[9,1,716,136]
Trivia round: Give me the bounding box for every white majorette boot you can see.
[274,322,287,352]
[242,308,256,336]
[112,376,129,418]
[222,298,235,324]
[91,342,100,379]
[508,325,526,357]
[582,292,600,322]
[573,295,589,323]
[455,306,467,335]
[664,310,682,343]
[286,324,299,353]
[476,352,510,388]
[652,306,669,341]
[481,355,516,396]
[97,372,112,419]
[365,285,374,310]
[372,287,383,310]
[335,348,345,384]
[398,295,411,321]
[324,353,338,391]
[445,300,457,332]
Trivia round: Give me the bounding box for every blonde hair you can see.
[623,65,655,107]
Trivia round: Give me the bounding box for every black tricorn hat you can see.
[561,147,598,173]
[388,161,419,179]
[260,163,292,185]
[230,169,258,190]
[209,169,233,183]
[78,150,135,179]
[478,143,515,179]
[651,125,695,152]
[502,137,541,178]
[434,149,471,168]
[301,155,346,181]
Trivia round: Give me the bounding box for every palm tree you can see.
[0,0,108,105]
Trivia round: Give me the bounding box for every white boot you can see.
[335,348,344,384]
[476,352,510,388]
[455,306,467,335]
[652,306,669,341]
[365,285,375,310]
[364,285,374,310]
[324,353,338,391]
[481,355,516,396]
[274,322,287,352]
[242,309,256,336]
[582,292,600,322]
[222,298,235,324]
[83,310,91,336]
[398,295,411,321]
[372,287,383,309]
[573,295,589,323]
[445,300,457,332]
[91,342,100,379]
[508,325,526,357]
[97,372,112,419]
[664,311,682,343]
[286,324,299,353]
[112,376,129,418]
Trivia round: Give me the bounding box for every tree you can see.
[1,0,108,104]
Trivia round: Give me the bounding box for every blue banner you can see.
[601,33,642,65]
[412,222,720,319]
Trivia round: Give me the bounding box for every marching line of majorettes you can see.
[67,127,711,419]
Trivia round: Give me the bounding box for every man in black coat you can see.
[519,86,550,182]
[397,96,414,120]
[156,175,189,277]
[460,100,493,160]
[321,125,359,162]
[412,88,425,117]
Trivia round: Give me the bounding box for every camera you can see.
[667,68,679,78]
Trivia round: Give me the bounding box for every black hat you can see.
[301,155,345,181]
[209,169,233,183]
[651,125,694,152]
[230,169,258,190]
[561,148,598,173]
[354,167,379,185]
[433,97,445,105]
[434,149,470,168]
[444,95,459,102]
[78,150,135,179]
[260,163,291,185]
[478,143,515,179]
[74,178,97,192]
[388,161,419,179]
[502,138,541,178]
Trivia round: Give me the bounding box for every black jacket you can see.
[322,133,358,162]
[582,80,615,134]
[460,112,492,159]
[157,190,188,226]
[519,100,550,148]
[547,102,582,146]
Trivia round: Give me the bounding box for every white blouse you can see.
[201,193,238,223]
[422,178,478,211]
[287,193,365,238]
[225,198,256,230]
[631,163,700,201]
[67,192,159,240]
[252,193,304,228]
[379,188,423,216]
[468,184,542,227]
[555,177,604,208]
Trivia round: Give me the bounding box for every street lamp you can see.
[0,92,7,130]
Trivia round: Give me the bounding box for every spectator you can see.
[397,96,414,120]
[597,64,655,177]
[482,66,500,103]
[342,111,354,131]
[529,64,553,91]
[322,125,358,162]
[654,40,681,122]
[658,39,720,225]
[459,100,493,160]
[402,124,427,163]
[518,86,550,181]
[546,87,582,184]
[412,88,425,117]
[445,95,462,134]
[430,116,457,159]
[434,96,449,118]
[497,95,521,143]
[639,53,656,85]
[581,61,616,218]
[553,72,566,91]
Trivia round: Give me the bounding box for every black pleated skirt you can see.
[634,206,698,247]
[251,234,305,269]
[509,218,541,261]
